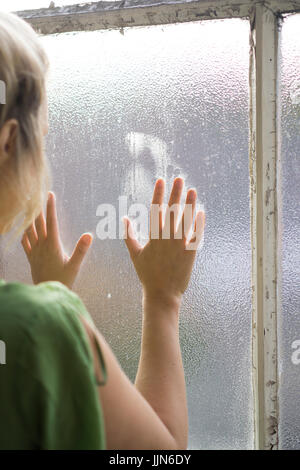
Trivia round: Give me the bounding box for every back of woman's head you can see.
[0,11,49,235]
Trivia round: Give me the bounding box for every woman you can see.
[0,11,205,450]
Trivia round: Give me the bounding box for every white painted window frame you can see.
[17,0,300,450]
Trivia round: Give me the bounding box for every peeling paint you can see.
[251,3,280,450]
[265,187,273,206]
[16,1,300,35]
[266,380,276,387]
[266,161,270,179]
[266,415,278,449]
[255,2,278,449]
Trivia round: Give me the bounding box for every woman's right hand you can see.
[123,178,205,305]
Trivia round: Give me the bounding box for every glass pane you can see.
[0,19,253,449]
[278,13,300,450]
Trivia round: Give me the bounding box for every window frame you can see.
[16,0,300,450]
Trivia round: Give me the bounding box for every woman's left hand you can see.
[21,191,92,289]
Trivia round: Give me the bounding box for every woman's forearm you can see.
[134,293,188,449]
[125,178,204,449]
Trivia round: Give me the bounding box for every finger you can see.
[151,178,165,205]
[21,233,31,259]
[68,233,93,273]
[150,179,165,238]
[186,211,205,250]
[46,191,60,246]
[35,211,47,241]
[25,222,38,247]
[177,188,197,241]
[123,217,142,259]
[167,177,184,207]
[165,177,184,238]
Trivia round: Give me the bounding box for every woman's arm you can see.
[81,316,181,449]
[135,295,187,448]
[125,178,204,448]
[81,178,205,449]
[22,178,205,449]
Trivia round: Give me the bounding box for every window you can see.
[0,0,299,450]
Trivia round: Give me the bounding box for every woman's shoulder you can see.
[0,279,96,378]
[0,279,93,328]
[0,280,105,449]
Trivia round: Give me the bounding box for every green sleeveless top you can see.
[0,279,107,450]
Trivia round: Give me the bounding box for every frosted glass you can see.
[0,20,253,449]
[278,14,300,450]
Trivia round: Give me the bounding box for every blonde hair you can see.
[0,11,49,235]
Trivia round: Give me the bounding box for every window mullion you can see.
[251,3,279,451]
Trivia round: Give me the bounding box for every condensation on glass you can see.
[277,13,300,451]
[0,19,253,449]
